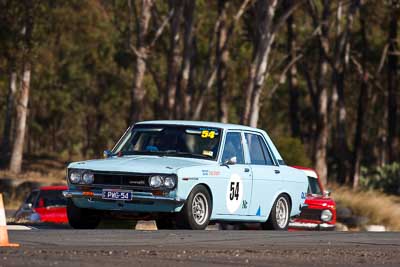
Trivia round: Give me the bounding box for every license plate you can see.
[102,189,133,200]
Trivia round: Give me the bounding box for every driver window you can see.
[222,132,245,164]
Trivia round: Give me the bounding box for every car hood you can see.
[305,195,336,208]
[68,155,214,174]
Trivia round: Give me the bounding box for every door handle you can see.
[274,169,280,174]
[244,168,250,172]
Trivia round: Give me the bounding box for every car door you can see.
[244,132,281,218]
[219,131,252,217]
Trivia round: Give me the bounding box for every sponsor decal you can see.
[242,200,248,209]
[201,170,221,176]
[202,150,214,157]
[301,192,307,199]
[209,170,220,176]
[226,173,243,213]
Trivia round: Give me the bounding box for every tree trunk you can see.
[165,0,183,118]
[351,3,369,189]
[130,0,153,124]
[286,0,300,138]
[333,0,358,185]
[243,0,278,127]
[9,63,31,174]
[387,7,398,163]
[314,83,329,185]
[313,0,331,185]
[178,0,195,119]
[1,64,17,163]
[216,0,229,123]
[352,74,369,188]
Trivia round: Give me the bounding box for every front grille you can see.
[93,172,150,187]
[299,208,322,221]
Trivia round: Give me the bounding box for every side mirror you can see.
[23,203,32,210]
[224,156,237,165]
[103,150,113,158]
[323,190,331,197]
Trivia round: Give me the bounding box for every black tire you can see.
[176,185,212,230]
[67,199,101,229]
[155,214,176,229]
[262,194,291,230]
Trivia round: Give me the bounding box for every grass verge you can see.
[332,186,400,231]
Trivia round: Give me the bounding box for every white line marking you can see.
[7,225,36,231]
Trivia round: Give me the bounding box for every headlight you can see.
[69,171,82,184]
[149,175,163,188]
[164,176,176,189]
[148,175,176,189]
[82,172,94,184]
[321,209,333,222]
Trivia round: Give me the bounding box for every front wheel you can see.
[67,199,101,229]
[176,185,212,230]
[262,194,291,230]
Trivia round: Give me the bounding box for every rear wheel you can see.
[176,185,212,230]
[67,199,101,229]
[262,194,291,230]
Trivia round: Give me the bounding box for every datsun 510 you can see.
[63,121,309,230]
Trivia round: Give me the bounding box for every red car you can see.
[14,185,68,224]
[289,166,336,230]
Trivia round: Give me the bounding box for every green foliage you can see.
[360,163,400,195]
[273,136,311,167]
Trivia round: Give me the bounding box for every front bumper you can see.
[289,221,336,231]
[63,190,184,204]
[63,190,185,213]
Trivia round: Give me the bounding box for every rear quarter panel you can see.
[279,166,309,216]
[260,131,308,217]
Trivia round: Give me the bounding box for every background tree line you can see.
[0,0,399,189]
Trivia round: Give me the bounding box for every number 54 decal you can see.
[226,173,243,213]
[229,182,240,200]
[201,130,216,139]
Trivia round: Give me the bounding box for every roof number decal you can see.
[201,130,216,139]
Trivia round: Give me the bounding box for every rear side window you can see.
[245,133,266,165]
[222,132,245,164]
[257,135,275,165]
[307,177,322,195]
[244,133,275,165]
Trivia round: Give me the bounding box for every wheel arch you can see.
[195,183,213,207]
[265,191,293,221]
[280,192,292,209]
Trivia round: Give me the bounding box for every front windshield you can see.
[307,177,322,195]
[36,190,67,207]
[113,125,222,160]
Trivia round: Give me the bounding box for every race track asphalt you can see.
[1,230,400,267]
